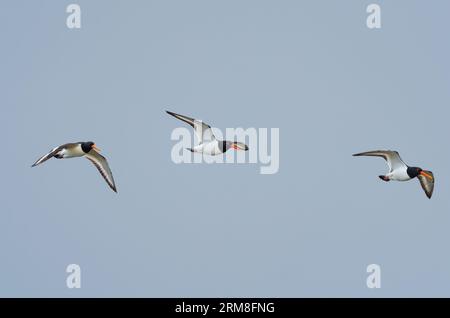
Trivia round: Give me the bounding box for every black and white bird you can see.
[353,150,434,198]
[32,141,117,193]
[166,111,249,155]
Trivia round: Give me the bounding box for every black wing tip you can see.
[166,110,183,119]
[31,161,41,167]
[352,151,380,157]
[108,182,117,193]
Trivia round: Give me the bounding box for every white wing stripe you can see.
[85,151,117,192]
[32,146,61,167]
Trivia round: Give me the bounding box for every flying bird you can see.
[32,141,117,193]
[166,111,249,155]
[353,150,434,199]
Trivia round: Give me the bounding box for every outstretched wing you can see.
[418,170,434,199]
[85,149,117,193]
[31,145,64,167]
[166,111,215,144]
[353,150,407,172]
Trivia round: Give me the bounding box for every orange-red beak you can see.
[420,171,433,180]
[92,144,101,152]
[231,143,249,151]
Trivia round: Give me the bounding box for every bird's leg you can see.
[378,175,390,182]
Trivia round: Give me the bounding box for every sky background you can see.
[1,0,450,297]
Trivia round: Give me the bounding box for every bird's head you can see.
[407,167,433,180]
[82,141,101,153]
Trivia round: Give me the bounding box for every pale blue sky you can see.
[1,0,450,297]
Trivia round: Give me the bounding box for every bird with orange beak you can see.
[31,141,117,192]
[166,111,249,155]
[353,150,434,198]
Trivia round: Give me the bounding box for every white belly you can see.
[193,141,222,155]
[60,144,85,158]
[388,167,411,181]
